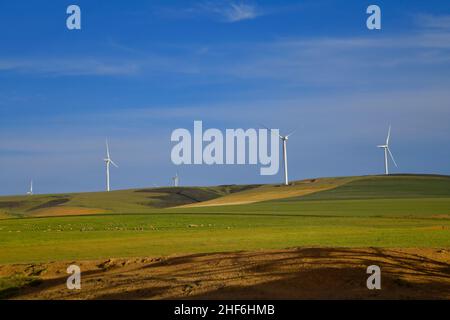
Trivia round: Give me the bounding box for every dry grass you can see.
[183,177,357,207]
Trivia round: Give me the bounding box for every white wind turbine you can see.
[377,125,398,175]
[27,180,33,195]
[172,172,179,187]
[262,125,295,185]
[104,140,118,192]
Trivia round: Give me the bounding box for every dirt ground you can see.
[1,247,449,300]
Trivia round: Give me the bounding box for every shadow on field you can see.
[175,248,450,300]
[3,248,450,300]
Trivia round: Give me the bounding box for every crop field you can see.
[0,174,449,299]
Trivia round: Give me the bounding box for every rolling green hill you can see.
[0,174,449,264]
[285,174,450,201]
[169,175,450,219]
[0,184,260,218]
[1,174,449,219]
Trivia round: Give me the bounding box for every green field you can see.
[0,175,449,264]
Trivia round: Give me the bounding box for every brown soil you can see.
[1,247,449,300]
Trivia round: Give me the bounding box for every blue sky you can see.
[1,0,450,195]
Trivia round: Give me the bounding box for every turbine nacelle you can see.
[104,158,118,167]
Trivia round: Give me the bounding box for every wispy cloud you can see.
[0,53,199,77]
[0,58,140,76]
[207,1,262,22]
[2,11,450,85]
[416,14,450,30]
[159,1,263,23]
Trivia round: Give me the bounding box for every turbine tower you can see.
[104,140,118,192]
[377,125,398,175]
[279,131,295,185]
[172,172,179,187]
[262,125,295,185]
[27,180,33,195]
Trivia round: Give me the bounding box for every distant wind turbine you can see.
[104,139,118,192]
[27,180,33,195]
[172,172,179,187]
[377,125,398,175]
[262,125,296,186]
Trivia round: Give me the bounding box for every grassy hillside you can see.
[0,174,449,264]
[0,176,360,218]
[286,175,450,201]
[182,176,356,207]
[0,185,259,218]
[2,175,448,220]
[171,175,450,219]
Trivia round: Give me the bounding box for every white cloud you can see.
[0,58,140,76]
[2,17,450,85]
[416,14,450,30]
[222,3,261,22]
[194,1,262,23]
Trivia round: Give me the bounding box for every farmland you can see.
[0,174,449,299]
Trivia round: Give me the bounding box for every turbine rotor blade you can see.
[110,160,119,168]
[106,139,110,158]
[386,125,391,145]
[285,129,296,138]
[387,147,398,168]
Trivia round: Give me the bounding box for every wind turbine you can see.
[104,140,118,192]
[377,125,398,175]
[262,125,295,185]
[172,172,179,187]
[27,180,33,195]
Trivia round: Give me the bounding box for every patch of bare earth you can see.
[1,247,449,300]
